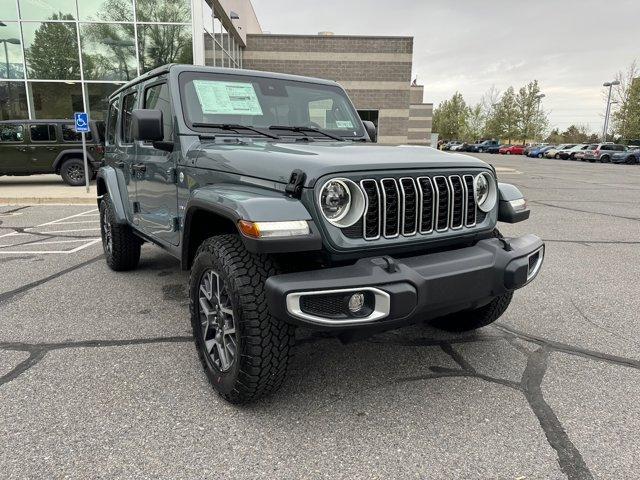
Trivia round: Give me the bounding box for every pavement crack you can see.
[521,347,594,480]
[569,299,640,348]
[530,200,640,222]
[440,343,476,372]
[0,255,103,305]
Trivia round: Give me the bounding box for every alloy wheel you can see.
[198,269,237,372]
[101,208,113,255]
[68,165,84,182]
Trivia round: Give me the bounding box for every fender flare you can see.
[96,166,129,224]
[52,150,98,172]
[182,184,322,263]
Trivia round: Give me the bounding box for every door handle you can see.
[132,163,146,173]
[16,147,27,152]
[46,147,56,151]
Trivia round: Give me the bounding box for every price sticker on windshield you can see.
[193,80,263,116]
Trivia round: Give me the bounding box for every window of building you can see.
[121,90,137,144]
[18,0,76,21]
[0,81,29,120]
[136,0,191,23]
[87,83,121,122]
[62,123,92,142]
[29,124,56,142]
[144,82,174,140]
[22,21,80,80]
[137,24,192,74]
[0,23,25,79]
[80,24,137,81]
[202,0,214,34]
[77,0,134,21]
[106,99,119,145]
[29,82,83,118]
[0,124,24,142]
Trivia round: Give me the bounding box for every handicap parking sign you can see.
[74,112,89,133]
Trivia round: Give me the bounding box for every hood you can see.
[193,140,489,187]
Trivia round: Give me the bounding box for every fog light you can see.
[348,293,365,313]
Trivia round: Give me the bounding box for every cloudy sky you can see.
[252,0,639,133]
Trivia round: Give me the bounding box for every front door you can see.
[134,81,179,246]
[27,123,59,173]
[119,89,140,222]
[0,123,29,174]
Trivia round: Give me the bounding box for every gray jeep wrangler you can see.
[97,64,544,404]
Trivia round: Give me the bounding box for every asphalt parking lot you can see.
[1,154,639,479]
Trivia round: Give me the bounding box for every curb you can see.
[0,197,96,205]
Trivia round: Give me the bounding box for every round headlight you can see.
[474,172,497,212]
[319,178,365,228]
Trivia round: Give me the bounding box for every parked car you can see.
[0,119,105,186]
[449,142,466,151]
[575,144,597,161]
[442,141,462,151]
[582,143,627,162]
[486,144,503,154]
[467,140,500,153]
[499,144,526,155]
[97,64,543,403]
[523,144,544,156]
[544,144,576,159]
[611,148,639,164]
[528,145,555,158]
[558,144,590,160]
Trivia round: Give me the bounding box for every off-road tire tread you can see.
[60,158,86,187]
[100,194,141,271]
[189,234,295,404]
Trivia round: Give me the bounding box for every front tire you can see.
[432,291,514,332]
[189,235,295,404]
[60,158,87,186]
[99,195,141,271]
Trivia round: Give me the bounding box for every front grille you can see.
[353,174,481,240]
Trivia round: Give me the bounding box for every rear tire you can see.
[99,194,141,271]
[189,235,295,404]
[554,154,560,159]
[626,155,637,165]
[600,155,610,163]
[60,158,87,186]
[432,291,514,332]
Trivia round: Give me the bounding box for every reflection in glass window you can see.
[144,82,174,140]
[0,81,28,120]
[204,33,215,67]
[214,13,222,36]
[29,81,83,118]
[23,20,80,80]
[0,23,25,79]
[135,0,191,23]
[138,24,192,74]
[80,24,137,81]
[202,0,214,33]
[29,124,56,141]
[18,0,76,20]
[87,82,120,121]
[0,124,24,142]
[62,123,92,142]
[106,99,119,145]
[78,0,134,21]
[121,90,137,143]
[1,1,19,20]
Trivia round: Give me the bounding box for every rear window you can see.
[61,124,92,142]
[0,124,24,142]
[106,100,119,145]
[29,124,56,142]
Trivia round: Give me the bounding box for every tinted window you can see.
[29,124,56,141]
[121,91,138,144]
[144,83,174,140]
[0,124,24,142]
[106,99,119,145]
[61,124,92,142]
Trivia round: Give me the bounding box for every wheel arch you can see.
[53,150,96,173]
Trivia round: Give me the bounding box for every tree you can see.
[462,103,485,142]
[515,80,548,143]
[481,86,503,140]
[497,87,519,143]
[611,61,640,142]
[25,13,80,80]
[432,92,469,140]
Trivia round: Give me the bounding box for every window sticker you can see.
[193,80,263,116]
[336,120,354,129]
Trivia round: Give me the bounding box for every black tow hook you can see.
[285,169,306,198]
[371,256,399,273]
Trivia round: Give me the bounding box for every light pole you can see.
[535,93,545,142]
[602,80,620,141]
[0,38,20,78]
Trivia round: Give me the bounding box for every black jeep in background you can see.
[0,119,105,186]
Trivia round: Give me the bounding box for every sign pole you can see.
[82,131,90,193]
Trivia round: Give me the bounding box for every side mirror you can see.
[132,109,163,142]
[362,120,377,143]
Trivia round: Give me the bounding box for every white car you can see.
[544,144,576,159]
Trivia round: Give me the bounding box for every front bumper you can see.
[265,235,544,330]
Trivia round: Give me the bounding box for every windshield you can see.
[179,71,365,139]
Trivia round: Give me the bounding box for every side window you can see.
[144,83,174,141]
[106,99,119,145]
[29,124,56,142]
[121,91,138,144]
[61,124,92,142]
[0,124,24,142]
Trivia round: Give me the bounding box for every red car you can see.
[499,145,525,155]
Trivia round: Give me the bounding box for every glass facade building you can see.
[0,0,245,121]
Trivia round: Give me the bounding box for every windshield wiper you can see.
[192,123,280,139]
[268,125,345,142]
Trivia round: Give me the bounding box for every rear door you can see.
[135,80,179,245]
[0,123,28,174]
[28,123,59,173]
